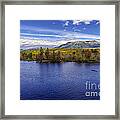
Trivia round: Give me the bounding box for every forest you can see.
[20,48,100,63]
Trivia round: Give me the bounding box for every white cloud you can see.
[20,39,69,49]
[20,38,92,49]
[21,30,99,41]
[20,37,100,49]
[64,21,69,26]
[72,20,92,25]
[96,21,100,25]
[20,33,63,38]
[84,21,91,24]
[21,25,67,35]
[73,20,81,25]
[21,25,100,42]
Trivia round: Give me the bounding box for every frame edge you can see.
[0,0,120,119]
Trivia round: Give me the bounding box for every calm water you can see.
[20,61,100,100]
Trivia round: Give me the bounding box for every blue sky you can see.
[20,20,100,41]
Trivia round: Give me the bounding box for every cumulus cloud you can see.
[73,20,81,25]
[72,20,92,25]
[64,21,69,26]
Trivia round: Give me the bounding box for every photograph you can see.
[20,20,100,100]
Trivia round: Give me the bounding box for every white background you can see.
[5,5,115,115]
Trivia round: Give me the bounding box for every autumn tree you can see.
[84,49,91,61]
[51,50,56,63]
[56,51,62,62]
[75,49,83,62]
[45,48,50,59]
[28,52,32,59]
[20,52,28,60]
[37,47,44,63]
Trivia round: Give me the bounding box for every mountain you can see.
[56,40,100,48]
[20,38,100,50]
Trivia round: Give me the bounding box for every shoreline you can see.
[20,60,100,64]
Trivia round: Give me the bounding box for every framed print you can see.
[0,0,120,119]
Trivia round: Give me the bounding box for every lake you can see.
[20,61,100,100]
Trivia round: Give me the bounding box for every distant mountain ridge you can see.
[20,38,100,50]
[56,40,100,48]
